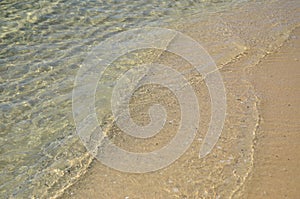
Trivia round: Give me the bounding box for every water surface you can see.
[1,0,299,198]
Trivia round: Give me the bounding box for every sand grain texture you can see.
[243,28,300,199]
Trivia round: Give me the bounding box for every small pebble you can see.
[172,187,179,193]
[263,191,267,195]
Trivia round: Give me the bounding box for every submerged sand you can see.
[60,2,300,198]
[61,27,300,199]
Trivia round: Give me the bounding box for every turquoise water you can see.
[1,0,299,198]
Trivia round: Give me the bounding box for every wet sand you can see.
[243,28,300,198]
[60,15,300,199]
[58,0,300,195]
[61,28,300,199]
[1,0,299,198]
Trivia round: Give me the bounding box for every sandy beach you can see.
[243,27,300,199]
[60,18,300,199]
[61,24,300,199]
[1,0,299,198]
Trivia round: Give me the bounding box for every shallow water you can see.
[1,0,299,198]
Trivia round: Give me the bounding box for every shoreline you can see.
[242,27,300,199]
[61,0,299,198]
[60,27,300,199]
[1,1,299,198]
[59,4,300,199]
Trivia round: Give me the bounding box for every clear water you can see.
[1,0,299,198]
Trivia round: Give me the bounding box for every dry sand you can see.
[243,28,300,198]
